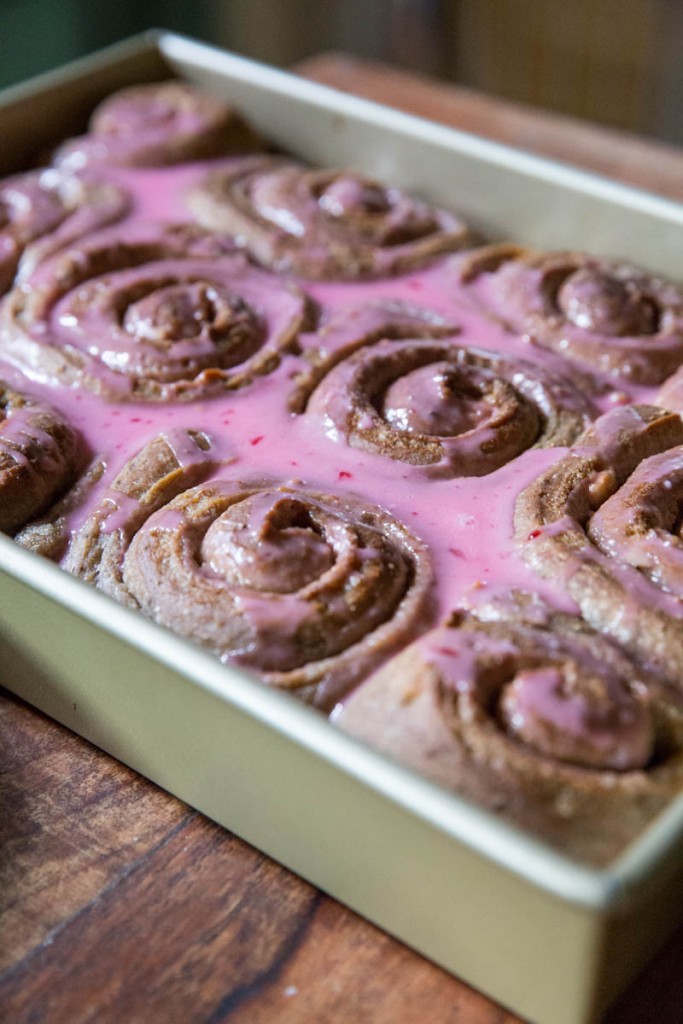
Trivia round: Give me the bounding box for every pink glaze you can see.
[499,665,652,770]
[421,626,653,770]
[1,171,69,239]
[105,164,224,221]
[319,176,390,217]
[588,447,683,593]
[457,250,683,386]
[200,491,336,592]
[53,81,246,173]
[382,362,490,435]
[556,267,656,336]
[241,164,463,249]
[1,159,675,730]
[0,408,56,468]
[97,491,143,534]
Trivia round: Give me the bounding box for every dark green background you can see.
[0,1,214,90]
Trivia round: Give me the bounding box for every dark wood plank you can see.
[0,689,187,973]
[0,688,520,1024]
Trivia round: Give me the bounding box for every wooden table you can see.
[3,53,683,1024]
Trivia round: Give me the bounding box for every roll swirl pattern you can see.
[187,156,473,279]
[336,601,683,863]
[301,335,593,477]
[456,244,683,385]
[65,442,433,709]
[288,298,458,413]
[515,405,683,684]
[0,223,311,401]
[0,380,82,535]
[0,168,129,294]
[54,80,263,170]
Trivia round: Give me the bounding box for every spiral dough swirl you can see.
[54,80,263,169]
[0,380,82,535]
[64,438,433,708]
[336,599,683,863]
[0,223,311,401]
[187,156,473,279]
[0,168,129,295]
[302,337,593,477]
[515,405,683,686]
[456,244,683,385]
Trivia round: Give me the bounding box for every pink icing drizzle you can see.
[421,626,653,770]
[1,160,673,739]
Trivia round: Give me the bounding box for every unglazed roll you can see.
[187,156,473,279]
[0,222,311,401]
[515,405,683,685]
[0,168,129,294]
[301,336,593,477]
[54,80,263,169]
[335,601,683,863]
[65,458,433,708]
[456,244,683,385]
[0,380,82,535]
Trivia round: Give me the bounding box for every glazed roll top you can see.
[64,437,434,709]
[0,380,82,534]
[54,80,264,169]
[456,244,683,385]
[336,599,683,863]
[0,169,129,294]
[0,222,310,401]
[515,405,683,685]
[302,336,593,477]
[187,156,473,279]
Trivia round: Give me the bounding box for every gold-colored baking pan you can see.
[2,31,683,1024]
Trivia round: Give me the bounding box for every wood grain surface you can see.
[3,53,683,1024]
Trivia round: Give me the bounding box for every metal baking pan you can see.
[3,30,683,1024]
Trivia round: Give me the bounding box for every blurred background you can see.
[1,0,681,143]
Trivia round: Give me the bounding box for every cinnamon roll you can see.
[0,222,311,401]
[656,366,683,412]
[0,168,129,294]
[64,428,221,597]
[54,80,263,170]
[336,600,683,864]
[515,405,683,684]
[65,458,433,708]
[288,299,458,413]
[15,456,106,561]
[301,337,593,477]
[187,156,473,279]
[0,380,82,535]
[457,244,683,385]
